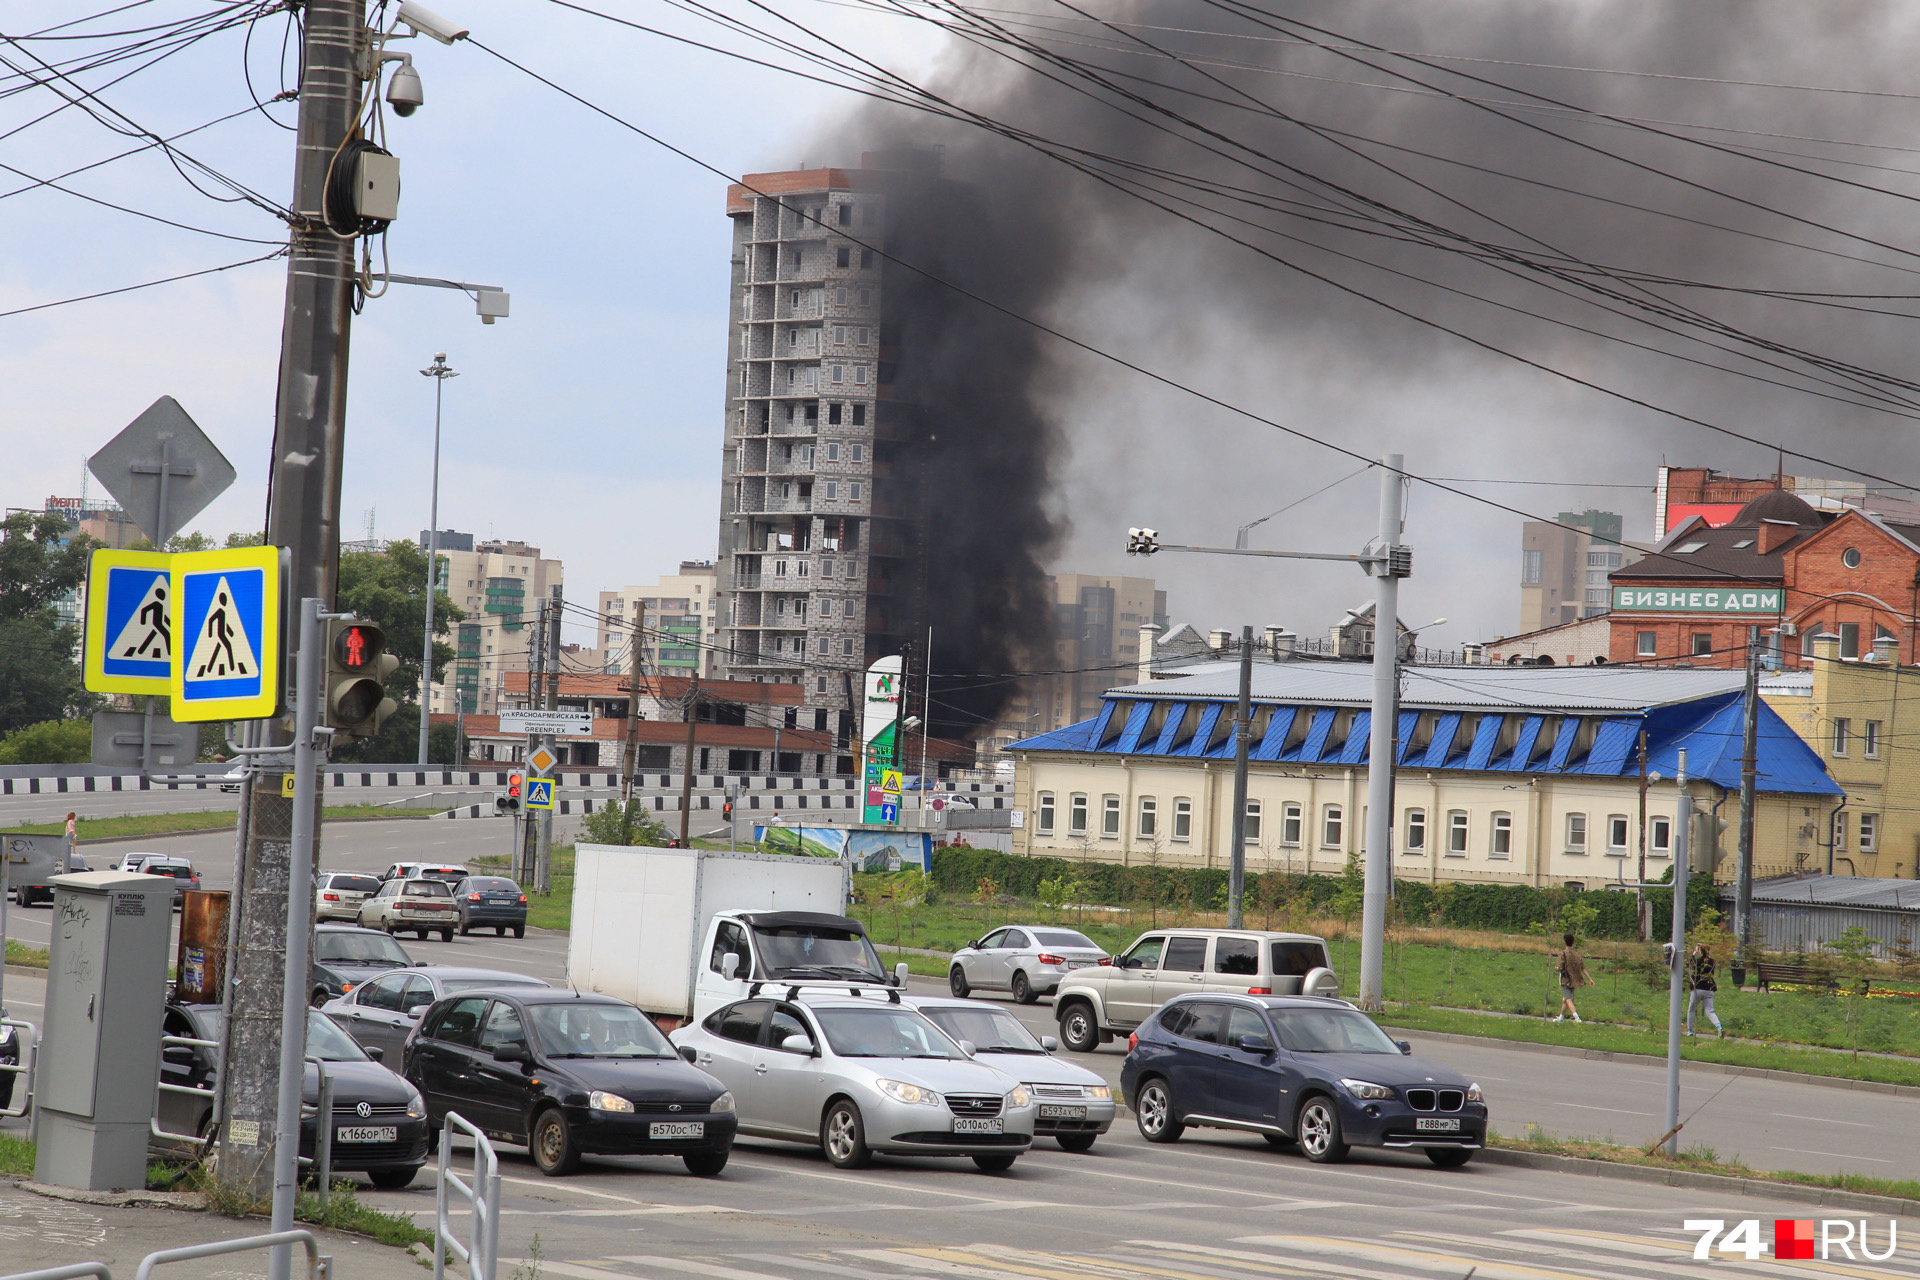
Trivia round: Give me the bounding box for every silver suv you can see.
[1053,929,1338,1053]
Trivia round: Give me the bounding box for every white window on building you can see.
[833,325,846,344]
[854,366,869,384]
[1637,631,1656,657]
[1649,815,1671,857]
[1279,803,1302,846]
[1172,797,1192,841]
[1565,812,1588,854]
[1138,796,1157,838]
[1865,720,1882,759]
[1446,810,1468,856]
[1607,814,1630,855]
[1833,717,1851,756]
[850,482,863,500]
[1490,812,1512,860]
[1244,799,1262,843]
[1102,795,1121,837]
[827,442,840,461]
[1069,794,1088,834]
[1861,812,1879,852]
[1321,804,1343,849]
[830,364,844,383]
[1522,548,1544,584]
[851,444,865,462]
[1404,809,1426,853]
[840,637,854,656]
[824,482,838,500]
[1036,793,1055,835]
[857,327,870,345]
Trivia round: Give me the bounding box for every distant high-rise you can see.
[1518,509,1646,634]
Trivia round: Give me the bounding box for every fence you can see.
[2,1229,329,1280]
[434,1111,501,1280]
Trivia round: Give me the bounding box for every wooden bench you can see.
[1753,961,1851,994]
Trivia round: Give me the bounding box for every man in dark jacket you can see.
[1552,932,1594,1022]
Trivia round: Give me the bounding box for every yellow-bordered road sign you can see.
[527,745,557,775]
[170,545,282,722]
[84,548,174,695]
[525,778,555,810]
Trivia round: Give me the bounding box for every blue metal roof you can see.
[1014,682,1839,797]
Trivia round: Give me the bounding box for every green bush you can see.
[0,718,90,765]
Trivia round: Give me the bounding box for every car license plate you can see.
[336,1126,397,1143]
[1067,961,1093,969]
[487,898,514,904]
[650,1121,705,1139]
[1038,1105,1087,1120]
[953,1117,1003,1134]
[1416,1117,1460,1131]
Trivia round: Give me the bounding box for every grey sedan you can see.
[949,926,1108,1004]
[912,996,1117,1151]
[323,966,550,1062]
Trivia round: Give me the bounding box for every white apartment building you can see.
[430,536,563,717]
[596,562,720,678]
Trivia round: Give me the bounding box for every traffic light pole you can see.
[1663,749,1693,1158]
[622,601,646,804]
[536,584,561,894]
[518,597,546,884]
[1734,626,1760,958]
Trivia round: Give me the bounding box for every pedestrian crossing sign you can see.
[169,545,282,722]
[524,778,555,810]
[84,548,175,694]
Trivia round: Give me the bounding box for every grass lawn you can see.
[8,805,448,842]
[5,940,48,968]
[1488,1127,1920,1202]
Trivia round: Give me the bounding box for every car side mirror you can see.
[1397,1040,1413,1055]
[492,1043,528,1063]
[1040,1035,1059,1052]
[366,1046,386,1063]
[406,1003,432,1018]
[678,1045,699,1064]
[964,940,980,951]
[784,1036,817,1057]
[721,951,740,981]
[894,962,910,988]
[958,1040,977,1057]
[1233,1034,1273,1055]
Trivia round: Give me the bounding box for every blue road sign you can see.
[84,549,174,694]
[525,778,555,810]
[879,802,899,824]
[170,545,281,721]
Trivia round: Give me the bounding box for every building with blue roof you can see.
[1007,659,1842,889]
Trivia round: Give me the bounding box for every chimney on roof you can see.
[1873,634,1899,665]
[1265,625,1289,661]
[1138,623,1161,682]
[1812,631,1841,666]
[1209,628,1232,654]
[1757,518,1798,555]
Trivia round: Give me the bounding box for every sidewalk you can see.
[0,1178,430,1279]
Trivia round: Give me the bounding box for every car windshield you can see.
[327,875,381,894]
[307,1010,369,1062]
[527,1002,675,1058]
[1269,1008,1401,1054]
[752,924,886,981]
[1031,929,1097,949]
[402,880,452,897]
[814,1007,964,1058]
[465,878,519,893]
[441,977,545,994]
[920,1006,1045,1054]
[315,932,413,966]
[147,864,193,878]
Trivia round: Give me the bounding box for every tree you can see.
[1825,924,1879,1057]
[0,718,92,764]
[581,799,671,847]
[329,541,464,765]
[0,511,96,734]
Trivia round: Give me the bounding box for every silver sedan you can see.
[671,992,1036,1171]
[911,996,1117,1152]
[322,965,551,1063]
[949,926,1108,1004]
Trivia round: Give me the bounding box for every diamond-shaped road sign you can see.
[88,396,236,547]
[527,745,558,775]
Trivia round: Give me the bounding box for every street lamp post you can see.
[418,352,458,766]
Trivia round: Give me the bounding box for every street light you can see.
[418,352,458,765]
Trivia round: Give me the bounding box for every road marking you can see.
[1226,1235,1604,1280]
[722,1155,1024,1202]
[1769,1112,1871,1127]
[1558,1103,1652,1116]
[616,1257,804,1280]
[506,1264,632,1280]
[1769,1146,1895,1163]
[1116,1143,1568,1202]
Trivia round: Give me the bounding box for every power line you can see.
[0,248,284,320]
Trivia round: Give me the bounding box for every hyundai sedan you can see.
[1120,994,1487,1167]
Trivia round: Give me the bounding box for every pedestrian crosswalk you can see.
[512,1227,1920,1280]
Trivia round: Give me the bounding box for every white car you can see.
[948,926,1108,1004]
[909,996,1116,1151]
[316,871,384,924]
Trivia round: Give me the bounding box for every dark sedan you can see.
[452,876,529,938]
[1120,994,1487,1167]
[405,989,736,1177]
[324,966,550,1062]
[311,924,415,1007]
[159,1001,430,1188]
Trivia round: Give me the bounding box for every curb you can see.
[5,962,48,978]
[1475,1147,1920,1217]
[1382,1024,1920,1098]
[19,1179,205,1212]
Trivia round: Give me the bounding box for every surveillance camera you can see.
[386,60,424,115]
[398,0,469,44]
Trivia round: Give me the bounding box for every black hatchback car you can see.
[452,876,529,937]
[405,989,737,1177]
[1120,994,1487,1167]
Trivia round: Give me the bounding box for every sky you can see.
[11,0,1915,667]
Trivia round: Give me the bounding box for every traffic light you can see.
[1691,809,1730,876]
[496,773,523,814]
[323,617,399,739]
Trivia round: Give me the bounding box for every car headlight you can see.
[874,1078,941,1106]
[1007,1086,1031,1109]
[406,1090,427,1120]
[1339,1078,1394,1101]
[1084,1085,1112,1101]
[711,1091,736,1114]
[589,1090,634,1113]
[1466,1082,1485,1103]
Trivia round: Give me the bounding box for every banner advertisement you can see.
[862,655,904,824]
[753,825,933,872]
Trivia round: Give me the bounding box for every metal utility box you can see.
[34,870,176,1190]
[355,150,401,222]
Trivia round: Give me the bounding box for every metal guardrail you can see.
[151,1034,219,1143]
[1,1017,36,1119]
[308,1057,334,1208]
[2,1266,115,1280]
[0,1229,330,1280]
[434,1111,500,1280]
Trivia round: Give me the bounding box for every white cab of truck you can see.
[568,843,901,1027]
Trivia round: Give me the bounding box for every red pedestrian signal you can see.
[322,617,397,738]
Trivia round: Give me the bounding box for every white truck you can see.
[568,843,903,1028]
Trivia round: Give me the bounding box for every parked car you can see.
[381,861,469,885]
[316,871,384,924]
[405,988,735,1177]
[217,765,247,793]
[673,990,1035,1171]
[452,876,528,938]
[12,852,87,907]
[1121,993,1486,1167]
[311,924,415,1007]
[0,1020,18,1110]
[910,996,1115,1152]
[158,1000,430,1188]
[1054,929,1340,1053]
[324,966,550,1061]
[948,926,1108,1004]
[140,856,200,906]
[112,851,166,873]
[358,877,460,941]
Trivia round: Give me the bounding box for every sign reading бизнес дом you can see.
[1612,587,1783,613]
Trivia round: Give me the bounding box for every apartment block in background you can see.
[1519,509,1647,633]
[596,562,721,678]
[429,534,563,717]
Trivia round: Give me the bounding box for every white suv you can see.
[1053,929,1338,1053]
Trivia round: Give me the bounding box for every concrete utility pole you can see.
[679,672,702,846]
[622,601,646,804]
[1734,626,1760,957]
[222,0,359,1218]
[536,582,561,893]
[1636,728,1650,941]
[518,597,546,884]
[1664,748,1693,1158]
[1227,625,1254,929]
[1358,455,1407,1013]
[418,353,457,765]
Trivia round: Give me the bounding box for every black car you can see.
[404,988,736,1178]
[311,924,415,1007]
[452,876,529,938]
[1119,994,1488,1168]
[159,1001,430,1188]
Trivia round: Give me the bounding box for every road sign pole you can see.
[1359,455,1406,1013]
[1664,748,1692,1158]
[536,585,560,893]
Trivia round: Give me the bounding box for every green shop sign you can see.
[1612,586,1782,613]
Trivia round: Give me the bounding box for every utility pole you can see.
[222,0,359,1223]
[535,582,561,893]
[417,353,457,765]
[1358,454,1407,1013]
[518,596,546,884]
[1735,625,1760,959]
[1636,728,1650,941]
[1227,625,1254,928]
[621,601,645,805]
[1664,748,1693,1157]
[679,671,701,846]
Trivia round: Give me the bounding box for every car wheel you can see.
[1134,1077,1183,1143]
[949,966,971,998]
[416,930,429,941]
[683,1149,729,1176]
[972,1154,1018,1172]
[1058,1002,1099,1053]
[1055,1133,1097,1153]
[512,926,525,939]
[531,1108,580,1176]
[368,1165,420,1189]
[459,922,471,936]
[1426,1146,1474,1169]
[309,988,330,1009]
[1010,971,1036,1005]
[1263,1133,1297,1150]
[821,1099,872,1169]
[495,926,506,937]
[1296,1096,1349,1164]
[440,929,454,943]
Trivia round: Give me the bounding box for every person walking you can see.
[1552,932,1594,1022]
[63,811,77,865]
[1686,942,1725,1037]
